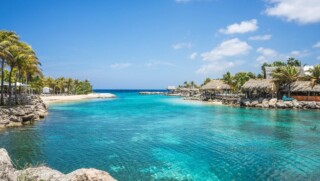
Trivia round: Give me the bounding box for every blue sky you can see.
[1,0,320,89]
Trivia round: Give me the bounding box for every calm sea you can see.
[0,90,320,180]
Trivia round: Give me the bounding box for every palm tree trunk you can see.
[8,67,13,108]
[0,58,5,106]
[14,72,18,105]
[288,84,291,97]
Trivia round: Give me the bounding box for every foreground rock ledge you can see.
[0,148,116,181]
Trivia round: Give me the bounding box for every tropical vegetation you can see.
[0,30,93,107]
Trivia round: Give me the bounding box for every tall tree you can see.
[272,66,300,97]
[287,57,301,67]
[0,31,19,106]
[222,71,234,90]
[307,65,320,86]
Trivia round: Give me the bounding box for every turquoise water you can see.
[1,90,320,180]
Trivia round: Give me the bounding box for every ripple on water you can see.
[0,91,320,180]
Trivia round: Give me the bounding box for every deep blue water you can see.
[1,90,320,180]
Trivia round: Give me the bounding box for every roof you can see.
[200,80,231,90]
[242,79,278,93]
[283,81,320,92]
[178,87,199,91]
[265,66,305,79]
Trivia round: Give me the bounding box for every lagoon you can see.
[0,90,320,180]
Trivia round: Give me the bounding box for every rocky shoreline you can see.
[240,98,320,110]
[0,148,116,181]
[0,96,48,129]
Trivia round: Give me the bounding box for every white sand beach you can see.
[41,93,116,104]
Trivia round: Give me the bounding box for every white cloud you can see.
[255,47,309,65]
[219,19,258,34]
[290,50,300,56]
[110,63,132,70]
[249,34,272,41]
[146,60,175,67]
[265,0,320,24]
[313,41,320,48]
[196,61,235,74]
[189,52,197,60]
[256,47,279,64]
[172,42,193,50]
[201,38,251,61]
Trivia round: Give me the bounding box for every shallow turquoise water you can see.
[1,90,320,180]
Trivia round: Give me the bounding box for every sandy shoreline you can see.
[40,93,116,104]
[183,99,224,105]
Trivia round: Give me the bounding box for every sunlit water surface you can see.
[1,90,320,180]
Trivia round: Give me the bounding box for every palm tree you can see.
[66,78,73,94]
[6,42,25,107]
[233,72,253,91]
[0,31,19,105]
[190,81,196,89]
[202,77,211,86]
[272,66,300,97]
[183,81,190,88]
[307,65,320,86]
[222,71,235,90]
[287,57,301,67]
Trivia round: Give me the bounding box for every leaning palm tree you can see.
[0,31,19,106]
[272,66,300,97]
[307,65,320,87]
[6,41,29,107]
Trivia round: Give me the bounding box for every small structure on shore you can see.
[167,86,176,94]
[177,87,200,97]
[139,91,165,95]
[242,79,278,99]
[282,81,320,101]
[200,80,231,101]
[42,87,51,94]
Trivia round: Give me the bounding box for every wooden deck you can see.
[292,96,320,102]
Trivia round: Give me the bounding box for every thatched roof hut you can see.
[200,80,231,90]
[283,81,320,92]
[242,79,278,93]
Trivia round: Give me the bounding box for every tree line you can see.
[42,77,92,95]
[0,30,93,107]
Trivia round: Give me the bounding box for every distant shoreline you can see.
[40,93,116,104]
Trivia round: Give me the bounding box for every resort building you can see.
[200,80,231,101]
[167,86,176,94]
[178,87,199,97]
[282,81,320,101]
[242,79,278,99]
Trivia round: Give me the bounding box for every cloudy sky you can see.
[1,0,320,89]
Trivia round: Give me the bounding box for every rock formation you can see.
[0,96,48,129]
[0,148,116,181]
[240,98,320,110]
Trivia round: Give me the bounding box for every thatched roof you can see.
[242,79,278,93]
[178,87,199,91]
[283,81,320,92]
[200,80,231,90]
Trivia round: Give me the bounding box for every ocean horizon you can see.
[1,90,319,180]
